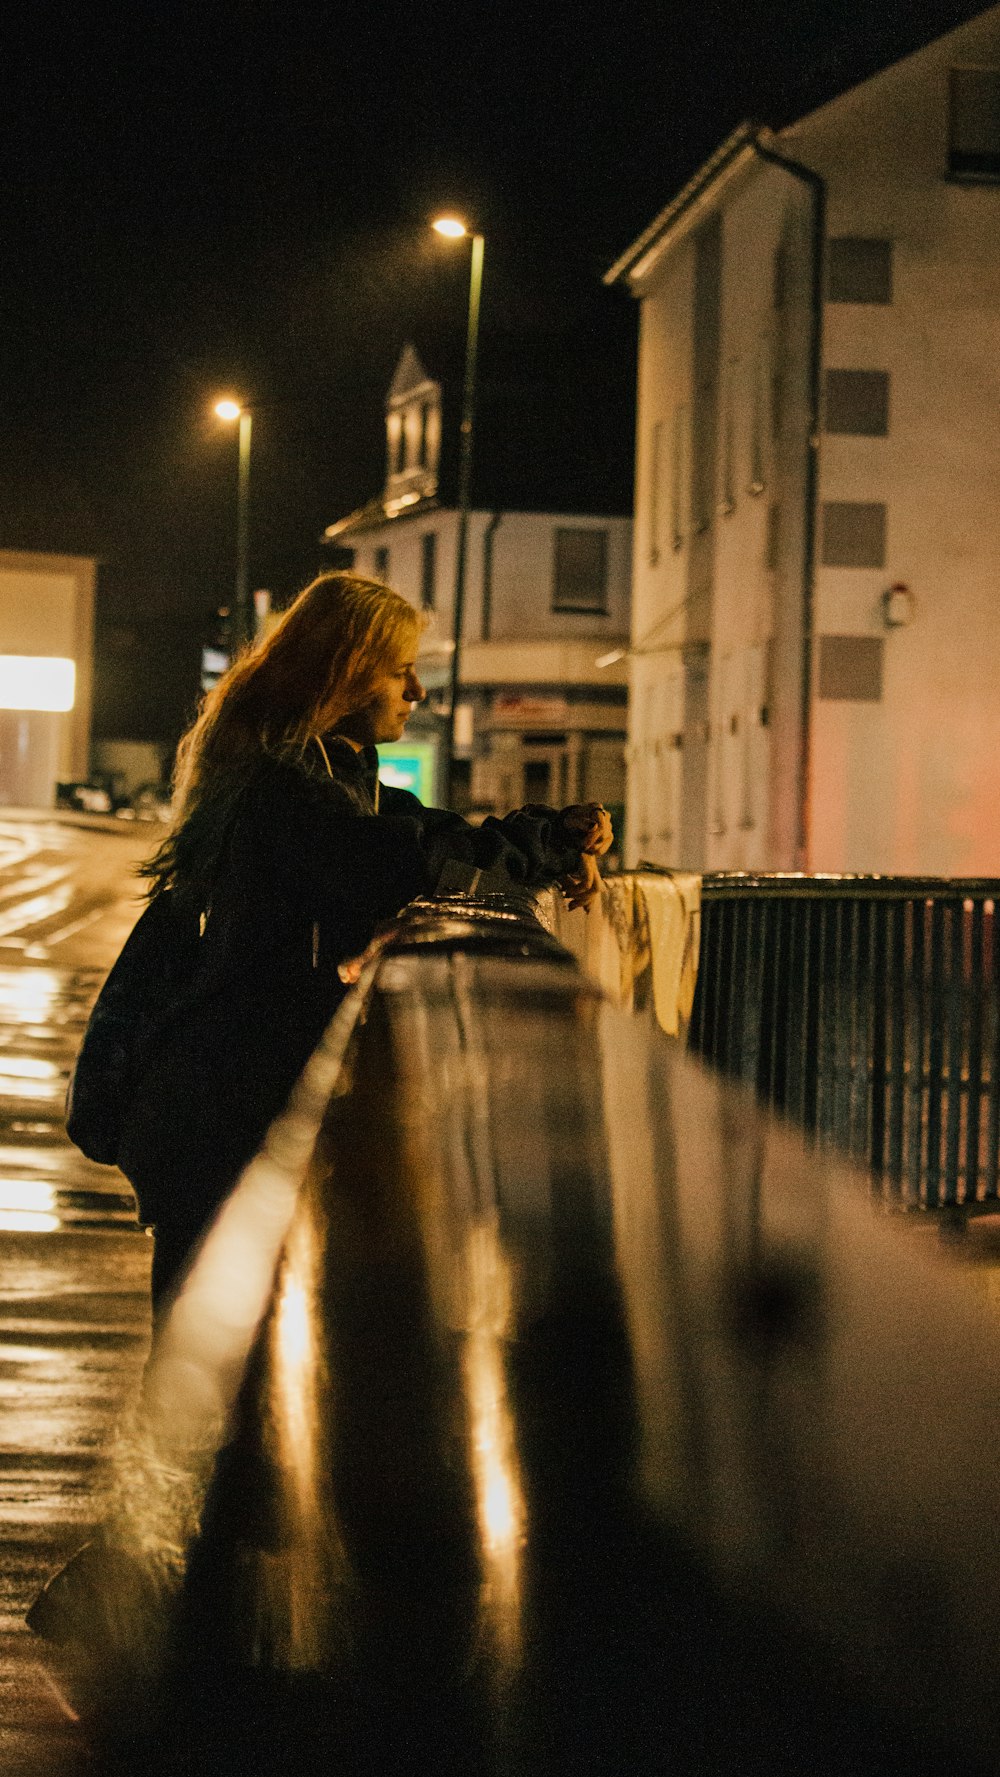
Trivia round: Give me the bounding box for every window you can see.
[420,531,436,609]
[773,239,787,310]
[719,365,736,516]
[386,412,401,477]
[748,348,767,494]
[824,370,890,436]
[670,404,687,548]
[374,545,390,580]
[766,502,781,572]
[827,238,893,305]
[394,412,408,473]
[418,404,429,467]
[821,502,887,569]
[818,635,884,702]
[552,528,608,613]
[949,67,1000,181]
[648,419,663,563]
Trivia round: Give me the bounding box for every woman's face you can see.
[337,648,426,747]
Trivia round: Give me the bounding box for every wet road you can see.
[0,815,154,1775]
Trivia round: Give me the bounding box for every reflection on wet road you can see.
[0,817,154,1776]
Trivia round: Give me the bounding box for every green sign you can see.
[377,740,437,805]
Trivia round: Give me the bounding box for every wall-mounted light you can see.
[881,582,915,628]
[0,657,75,712]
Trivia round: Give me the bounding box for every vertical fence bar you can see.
[801,899,819,1136]
[785,900,805,1124]
[985,898,1000,1204]
[906,899,926,1205]
[887,898,906,1198]
[965,898,985,1206]
[739,898,760,1086]
[709,899,726,1068]
[944,900,966,1207]
[722,898,740,1077]
[926,900,946,1208]
[846,899,861,1164]
[775,897,791,1112]
[869,899,888,1187]
[686,877,1000,1217]
[847,900,866,1167]
[816,898,831,1146]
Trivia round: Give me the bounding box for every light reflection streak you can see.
[266,1211,340,1668]
[0,1210,60,1232]
[0,969,63,1022]
[0,1179,57,1212]
[0,1144,65,1169]
[0,887,73,940]
[0,1055,60,1079]
[0,1342,55,1365]
[272,1229,317,1494]
[0,1074,62,1100]
[460,1222,525,1663]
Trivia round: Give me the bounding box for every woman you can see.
[121,570,611,1310]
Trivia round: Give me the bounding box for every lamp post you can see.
[432,216,485,808]
[214,398,254,655]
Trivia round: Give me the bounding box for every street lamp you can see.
[432,215,485,808]
[213,398,254,654]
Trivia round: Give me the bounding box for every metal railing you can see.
[687,875,1000,1215]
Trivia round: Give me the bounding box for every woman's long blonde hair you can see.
[143,570,423,898]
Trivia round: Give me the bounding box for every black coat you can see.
[118,739,582,1230]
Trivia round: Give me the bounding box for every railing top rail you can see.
[681,871,1000,902]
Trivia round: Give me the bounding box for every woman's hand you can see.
[559,850,603,913]
[561,803,614,856]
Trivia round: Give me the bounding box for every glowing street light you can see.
[432,217,469,240]
[431,213,485,808]
[213,397,254,653]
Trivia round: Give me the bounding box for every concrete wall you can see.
[788,5,1000,873]
[625,4,1000,875]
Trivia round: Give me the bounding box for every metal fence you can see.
[686,875,1000,1215]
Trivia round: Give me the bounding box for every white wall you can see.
[625,157,813,870]
[353,510,630,651]
[789,5,1000,873]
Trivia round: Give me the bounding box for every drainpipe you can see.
[481,510,503,640]
[750,135,825,872]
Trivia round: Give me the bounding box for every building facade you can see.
[0,550,96,807]
[609,5,1000,874]
[324,346,631,822]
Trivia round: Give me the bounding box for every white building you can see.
[608,5,1000,874]
[324,345,631,819]
[0,550,96,807]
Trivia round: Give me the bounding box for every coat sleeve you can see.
[377,786,583,888]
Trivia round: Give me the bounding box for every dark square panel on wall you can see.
[825,370,889,436]
[818,635,884,702]
[821,501,887,568]
[826,238,893,304]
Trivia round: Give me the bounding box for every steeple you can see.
[384,343,442,514]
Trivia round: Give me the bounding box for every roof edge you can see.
[604,120,763,288]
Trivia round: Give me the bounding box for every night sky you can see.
[0,0,987,748]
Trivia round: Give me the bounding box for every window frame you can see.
[551,526,610,616]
